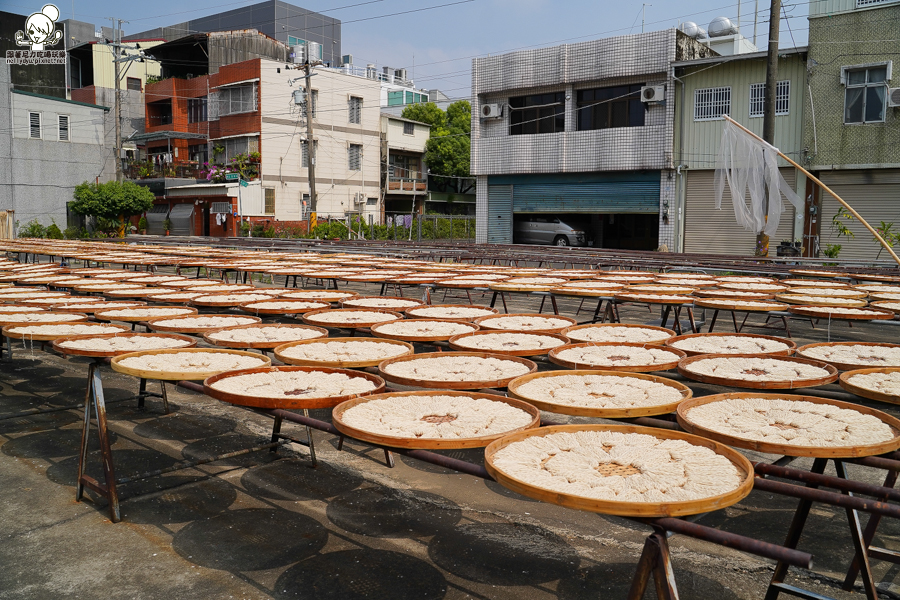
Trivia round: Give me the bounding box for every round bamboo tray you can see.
[868,292,900,302]
[301,308,404,330]
[52,332,197,358]
[507,370,692,418]
[789,269,848,278]
[788,306,895,321]
[551,286,623,298]
[693,289,776,299]
[854,273,900,283]
[595,275,657,284]
[145,314,262,334]
[447,330,569,356]
[101,288,163,299]
[144,292,205,304]
[378,351,538,390]
[488,282,556,292]
[404,304,499,321]
[0,305,46,313]
[279,290,359,302]
[474,313,576,334]
[677,392,900,458]
[665,332,797,357]
[2,322,130,341]
[94,307,197,323]
[796,342,900,372]
[871,301,900,315]
[331,390,541,450]
[202,323,328,349]
[238,299,330,315]
[340,296,424,310]
[111,347,271,381]
[0,312,89,327]
[692,298,788,312]
[718,284,788,293]
[623,285,696,295]
[370,319,478,343]
[840,367,900,405]
[775,294,868,307]
[0,291,69,303]
[786,287,867,300]
[562,323,675,345]
[677,354,839,389]
[190,293,280,308]
[50,301,146,314]
[17,296,100,308]
[203,365,385,409]
[614,293,695,305]
[484,424,754,518]
[274,337,413,368]
[783,279,850,288]
[549,342,686,372]
[435,279,494,289]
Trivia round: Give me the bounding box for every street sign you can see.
[225,173,239,181]
[239,180,248,187]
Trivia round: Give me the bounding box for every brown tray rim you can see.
[677,353,839,389]
[447,330,569,356]
[2,322,130,341]
[788,305,895,320]
[473,313,577,334]
[202,323,329,349]
[796,341,900,372]
[377,351,538,390]
[562,322,675,344]
[340,295,425,309]
[693,299,788,311]
[370,319,480,342]
[301,307,404,329]
[52,332,197,357]
[665,332,797,357]
[94,306,198,322]
[110,347,271,380]
[274,336,413,367]
[404,304,499,321]
[839,367,900,405]
[237,299,331,315]
[0,312,89,327]
[548,342,687,373]
[145,314,262,333]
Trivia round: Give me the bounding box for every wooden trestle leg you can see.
[627,530,679,600]
[75,362,121,523]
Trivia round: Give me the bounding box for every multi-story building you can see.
[672,46,809,255]
[470,30,713,249]
[381,113,430,214]
[803,0,900,261]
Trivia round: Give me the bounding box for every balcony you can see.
[387,177,427,194]
[126,161,203,181]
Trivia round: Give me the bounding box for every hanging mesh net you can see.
[714,120,803,237]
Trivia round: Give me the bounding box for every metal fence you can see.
[316,214,476,241]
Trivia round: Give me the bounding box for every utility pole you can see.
[110,18,123,181]
[303,61,318,213]
[757,0,781,255]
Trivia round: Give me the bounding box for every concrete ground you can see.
[3,276,900,599]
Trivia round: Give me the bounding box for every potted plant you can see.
[213,145,225,162]
[163,217,172,236]
[249,151,261,163]
[138,215,148,235]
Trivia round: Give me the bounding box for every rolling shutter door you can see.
[168,204,194,236]
[487,185,512,244]
[819,181,900,263]
[683,169,797,255]
[512,179,659,213]
[145,204,169,235]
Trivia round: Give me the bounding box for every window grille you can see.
[856,0,895,6]
[749,81,790,118]
[403,121,414,135]
[349,96,362,124]
[211,202,231,214]
[218,84,257,117]
[29,112,41,139]
[301,89,318,118]
[264,188,275,214]
[348,144,362,171]
[126,77,141,91]
[58,115,69,141]
[188,97,207,123]
[693,87,731,121]
[301,140,317,168]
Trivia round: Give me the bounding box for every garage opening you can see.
[513,213,658,250]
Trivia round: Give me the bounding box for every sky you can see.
[6,0,810,100]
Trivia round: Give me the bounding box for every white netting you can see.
[714,120,803,237]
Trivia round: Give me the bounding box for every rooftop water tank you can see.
[708,16,738,37]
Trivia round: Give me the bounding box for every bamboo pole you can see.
[723,115,900,267]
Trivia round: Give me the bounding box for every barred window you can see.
[749,81,790,118]
[58,115,69,141]
[29,112,41,139]
[403,121,414,135]
[218,83,257,117]
[693,87,731,121]
[349,96,362,124]
[348,143,362,171]
[856,0,895,6]
[220,136,259,162]
[301,140,318,168]
[264,188,275,215]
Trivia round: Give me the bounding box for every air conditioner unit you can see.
[888,87,900,108]
[641,85,665,103]
[394,68,407,82]
[481,103,502,119]
[354,192,366,205]
[342,54,353,66]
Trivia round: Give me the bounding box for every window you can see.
[349,96,362,124]
[405,91,414,104]
[576,84,644,131]
[749,81,790,117]
[856,0,897,6]
[218,83,257,117]
[694,86,731,121]
[58,115,69,141]
[300,89,318,119]
[189,143,208,164]
[301,140,318,168]
[300,194,310,220]
[219,136,259,162]
[508,92,565,135]
[348,143,362,171]
[29,112,41,139]
[264,188,275,215]
[843,65,889,124]
[126,77,141,91]
[389,153,420,179]
[188,97,207,123]
[366,197,377,206]
[387,91,403,106]
[403,121,414,135]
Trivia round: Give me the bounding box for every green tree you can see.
[72,181,155,237]
[401,101,470,178]
[400,102,446,129]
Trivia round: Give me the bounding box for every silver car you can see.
[514,216,588,246]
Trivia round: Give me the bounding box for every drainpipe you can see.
[672,72,688,253]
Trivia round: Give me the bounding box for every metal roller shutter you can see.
[487,185,512,244]
[819,183,900,263]
[683,169,797,255]
[490,172,660,214]
[168,204,194,237]
[145,204,169,235]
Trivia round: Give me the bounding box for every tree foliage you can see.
[402,100,470,178]
[72,181,155,221]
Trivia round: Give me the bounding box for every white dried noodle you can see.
[567,326,670,343]
[343,297,422,308]
[0,306,44,313]
[280,340,408,362]
[151,316,257,329]
[59,335,192,352]
[516,374,683,409]
[407,306,496,319]
[376,320,475,337]
[684,357,830,381]
[281,290,356,299]
[342,395,533,439]
[8,323,124,336]
[778,295,863,306]
[210,370,375,399]
[194,293,276,303]
[100,308,193,318]
[800,344,900,367]
[117,351,266,373]
[555,345,680,367]
[697,300,784,310]
[57,302,139,310]
[847,371,900,398]
[492,430,742,503]
[796,307,884,316]
[453,332,565,351]
[207,326,321,343]
[671,336,790,354]
[309,310,399,324]
[383,355,530,382]
[243,301,327,310]
[480,316,572,331]
[789,288,863,298]
[687,397,895,447]
[0,313,84,323]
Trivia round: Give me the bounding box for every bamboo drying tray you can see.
[871,301,900,315]
[0,312,88,327]
[189,294,281,308]
[785,287,867,299]
[370,319,478,342]
[474,313,576,334]
[101,288,161,300]
[332,390,541,450]
[340,296,424,309]
[549,342,686,372]
[507,369,692,418]
[775,294,867,308]
[796,342,900,371]
[378,351,538,390]
[789,269,848,278]
[94,306,197,323]
[788,306,895,321]
[677,392,900,458]
[301,307,404,330]
[484,424,754,518]
[274,337,413,368]
[693,289,776,300]
[665,332,797,357]
[50,301,145,314]
[614,293,695,305]
[279,290,359,302]
[203,323,328,349]
[562,323,675,345]
[693,298,788,312]
[238,299,330,315]
[677,354,839,389]
[488,282,557,292]
[145,314,262,334]
[111,347,271,381]
[2,322,129,341]
[404,304,499,321]
[144,292,205,304]
[52,332,197,358]
[840,367,900,405]
[447,330,569,356]
[0,291,69,303]
[203,365,385,409]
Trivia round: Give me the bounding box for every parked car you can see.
[513,216,588,246]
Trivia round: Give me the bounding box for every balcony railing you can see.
[387,177,427,192]
[125,162,203,180]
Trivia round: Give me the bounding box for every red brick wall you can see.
[71,86,96,105]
